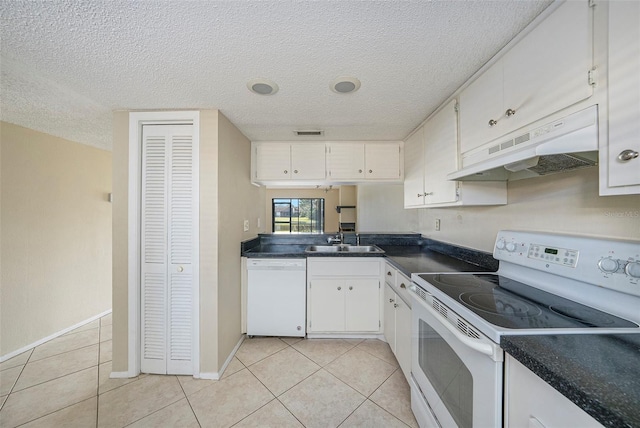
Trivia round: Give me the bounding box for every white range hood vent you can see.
[447,105,599,181]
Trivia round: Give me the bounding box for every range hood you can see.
[447,105,599,181]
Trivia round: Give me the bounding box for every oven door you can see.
[410,284,504,428]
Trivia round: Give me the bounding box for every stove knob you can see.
[496,239,506,250]
[598,258,619,273]
[505,242,517,252]
[625,261,640,278]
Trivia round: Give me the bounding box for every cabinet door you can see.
[395,297,412,383]
[459,63,504,153]
[365,143,402,180]
[423,100,459,205]
[403,127,425,208]
[505,355,603,428]
[345,279,380,332]
[291,143,326,180]
[255,143,291,180]
[327,143,365,180]
[502,0,593,134]
[309,279,345,332]
[606,0,640,189]
[383,285,396,352]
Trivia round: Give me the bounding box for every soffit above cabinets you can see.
[0,0,552,151]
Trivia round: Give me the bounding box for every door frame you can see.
[128,111,200,377]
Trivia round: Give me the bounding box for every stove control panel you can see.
[529,244,579,267]
[598,258,640,278]
[494,230,640,297]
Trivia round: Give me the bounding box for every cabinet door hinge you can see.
[588,68,597,86]
[454,102,459,113]
[379,320,381,328]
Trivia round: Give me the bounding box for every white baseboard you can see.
[198,372,219,380]
[109,371,133,379]
[0,309,112,363]
[198,334,246,380]
[306,333,383,340]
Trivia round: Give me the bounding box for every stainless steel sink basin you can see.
[305,245,385,254]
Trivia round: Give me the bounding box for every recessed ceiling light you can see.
[247,78,279,95]
[330,76,361,94]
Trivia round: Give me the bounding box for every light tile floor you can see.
[0,314,417,427]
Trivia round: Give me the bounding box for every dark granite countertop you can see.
[241,233,498,273]
[382,245,496,277]
[501,334,640,428]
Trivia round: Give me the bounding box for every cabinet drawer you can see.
[395,272,412,308]
[308,258,381,277]
[384,263,396,286]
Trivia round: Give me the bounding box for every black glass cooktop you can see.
[416,273,638,330]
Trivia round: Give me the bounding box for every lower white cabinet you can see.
[505,355,603,428]
[307,258,382,334]
[383,263,412,381]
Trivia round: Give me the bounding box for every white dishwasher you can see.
[246,258,307,337]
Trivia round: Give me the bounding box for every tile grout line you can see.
[121,377,189,427]
[0,348,34,413]
[28,340,101,365]
[177,375,203,428]
[10,352,101,395]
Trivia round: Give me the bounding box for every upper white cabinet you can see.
[327,142,403,182]
[459,1,594,154]
[325,143,364,180]
[404,100,506,208]
[252,141,403,185]
[601,0,640,194]
[253,142,326,181]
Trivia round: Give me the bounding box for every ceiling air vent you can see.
[294,130,324,136]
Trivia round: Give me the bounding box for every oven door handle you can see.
[421,296,495,357]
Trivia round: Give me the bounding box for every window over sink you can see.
[272,198,325,233]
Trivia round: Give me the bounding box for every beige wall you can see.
[415,168,640,252]
[111,111,129,372]
[111,110,265,375]
[216,112,265,368]
[199,110,220,373]
[265,188,340,233]
[1,122,112,357]
[357,184,419,232]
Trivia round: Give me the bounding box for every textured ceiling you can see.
[0,0,552,151]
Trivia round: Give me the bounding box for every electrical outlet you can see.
[257,218,261,229]
[435,219,441,231]
[243,220,249,232]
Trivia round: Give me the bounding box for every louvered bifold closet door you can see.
[141,124,195,375]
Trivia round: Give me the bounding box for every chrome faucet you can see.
[327,233,342,244]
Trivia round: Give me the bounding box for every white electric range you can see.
[409,230,640,428]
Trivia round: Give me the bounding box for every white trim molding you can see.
[127,111,201,377]
[199,335,246,380]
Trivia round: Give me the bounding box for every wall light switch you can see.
[243,220,250,232]
[435,219,441,231]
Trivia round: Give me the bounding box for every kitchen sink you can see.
[305,245,385,254]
